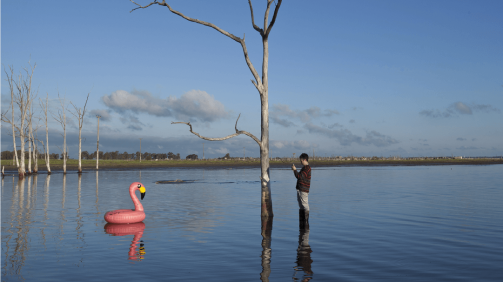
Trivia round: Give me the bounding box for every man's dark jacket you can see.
[294,165,311,193]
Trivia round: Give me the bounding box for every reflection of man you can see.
[294,217,313,281]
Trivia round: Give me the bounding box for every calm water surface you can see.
[2,165,502,281]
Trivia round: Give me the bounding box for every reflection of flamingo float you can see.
[104,222,146,260]
[104,182,146,224]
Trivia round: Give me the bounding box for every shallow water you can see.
[2,165,503,281]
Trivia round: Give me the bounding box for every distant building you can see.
[454,156,463,159]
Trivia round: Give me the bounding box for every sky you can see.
[2,0,502,159]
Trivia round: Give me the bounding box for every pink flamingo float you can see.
[104,222,146,260]
[104,182,146,224]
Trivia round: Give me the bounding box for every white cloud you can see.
[272,140,289,149]
[214,147,229,154]
[328,123,343,129]
[102,89,230,123]
[127,124,143,131]
[453,102,472,115]
[293,140,310,150]
[420,102,501,118]
[167,90,230,122]
[270,104,339,127]
[304,123,399,147]
[456,146,478,150]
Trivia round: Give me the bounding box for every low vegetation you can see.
[2,157,502,173]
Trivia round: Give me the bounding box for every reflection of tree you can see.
[59,174,66,243]
[41,174,51,248]
[3,176,37,279]
[95,171,100,227]
[260,216,273,282]
[75,174,86,266]
[2,179,18,277]
[293,212,313,281]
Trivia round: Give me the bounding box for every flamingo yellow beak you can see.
[139,186,146,200]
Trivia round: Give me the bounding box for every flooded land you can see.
[2,165,503,281]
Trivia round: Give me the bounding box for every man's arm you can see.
[294,166,306,180]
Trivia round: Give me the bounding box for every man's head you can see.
[299,153,309,164]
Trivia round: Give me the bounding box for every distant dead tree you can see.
[1,63,37,179]
[52,93,69,174]
[96,115,101,170]
[26,88,40,174]
[39,93,51,174]
[131,0,283,218]
[69,93,90,173]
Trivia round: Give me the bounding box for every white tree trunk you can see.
[43,94,51,174]
[96,116,100,170]
[63,130,67,174]
[70,93,89,174]
[28,127,33,174]
[9,71,20,169]
[33,141,39,173]
[78,127,82,173]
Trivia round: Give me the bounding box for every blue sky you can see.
[2,0,502,158]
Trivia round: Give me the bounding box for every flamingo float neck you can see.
[130,182,144,212]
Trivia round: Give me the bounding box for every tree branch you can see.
[131,0,264,93]
[248,0,263,35]
[69,93,90,128]
[240,38,263,90]
[265,0,282,36]
[171,114,261,147]
[263,0,273,33]
[131,0,242,42]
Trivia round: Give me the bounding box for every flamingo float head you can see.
[131,182,146,200]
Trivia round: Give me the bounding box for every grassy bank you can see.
[2,158,503,172]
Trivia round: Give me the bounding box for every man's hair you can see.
[299,153,309,162]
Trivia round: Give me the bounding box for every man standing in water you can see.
[292,153,311,221]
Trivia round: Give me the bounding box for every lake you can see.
[2,165,503,281]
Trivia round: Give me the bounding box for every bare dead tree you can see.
[26,87,39,174]
[2,66,20,170]
[1,64,37,179]
[131,0,283,218]
[32,125,42,174]
[39,93,51,174]
[69,93,90,173]
[52,93,68,174]
[96,115,101,170]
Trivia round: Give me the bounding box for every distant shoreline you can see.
[2,158,502,174]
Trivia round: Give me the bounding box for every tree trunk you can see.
[10,85,19,170]
[260,36,272,218]
[33,145,38,173]
[44,93,51,174]
[69,93,89,174]
[19,133,26,179]
[78,127,82,173]
[96,117,100,170]
[63,128,67,174]
[27,95,34,174]
[28,133,33,174]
